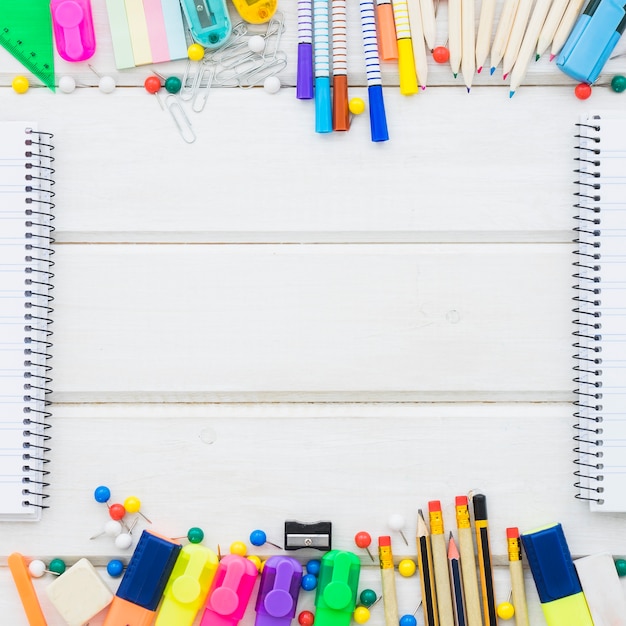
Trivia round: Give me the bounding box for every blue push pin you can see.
[306,559,321,576]
[94,485,111,506]
[301,573,318,591]
[249,529,283,550]
[106,559,124,578]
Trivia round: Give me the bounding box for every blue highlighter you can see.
[556,0,626,83]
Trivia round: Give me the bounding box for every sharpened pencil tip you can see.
[477,66,482,73]
[509,90,515,98]
[466,87,471,93]
[535,53,540,61]
[453,73,458,78]
[549,53,555,61]
[490,66,495,75]
[503,72,508,80]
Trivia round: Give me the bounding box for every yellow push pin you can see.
[247,554,262,571]
[12,76,29,94]
[123,496,152,524]
[497,593,515,621]
[353,607,370,624]
[398,559,417,577]
[188,43,205,61]
[230,541,248,556]
[349,97,365,116]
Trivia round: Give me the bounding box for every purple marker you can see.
[255,556,302,626]
[297,0,314,99]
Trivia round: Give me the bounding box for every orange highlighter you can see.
[376,0,399,59]
[8,552,47,626]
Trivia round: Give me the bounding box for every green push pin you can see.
[611,75,626,93]
[359,589,377,607]
[165,76,182,94]
[615,558,626,576]
[49,558,66,575]
[187,527,204,544]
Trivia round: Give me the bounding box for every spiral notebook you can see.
[0,122,55,521]
[574,112,626,512]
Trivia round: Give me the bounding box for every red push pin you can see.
[144,75,165,109]
[354,531,375,562]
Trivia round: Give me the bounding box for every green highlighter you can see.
[314,551,361,626]
[520,523,593,626]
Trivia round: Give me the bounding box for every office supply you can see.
[104,530,181,626]
[448,0,462,76]
[391,0,419,94]
[536,0,570,58]
[155,543,219,626]
[232,0,277,23]
[284,521,332,550]
[46,558,114,626]
[376,0,399,60]
[0,122,55,522]
[573,112,626,512]
[250,529,282,550]
[489,0,520,74]
[418,0,437,50]
[454,497,481,626]
[428,502,454,626]
[502,0,534,78]
[461,0,476,90]
[505,528,529,626]
[359,0,389,142]
[556,0,625,83]
[200,554,258,626]
[255,556,302,626]
[550,0,586,58]
[180,0,232,49]
[8,553,48,626]
[50,0,96,62]
[0,1,55,91]
[472,494,497,626]
[476,0,496,71]
[416,510,438,626]
[447,535,466,626]
[508,0,553,95]
[387,514,409,545]
[378,537,400,626]
[354,531,375,561]
[296,0,314,99]
[332,0,350,130]
[574,553,626,626]
[313,0,332,133]
[407,0,429,87]
[105,0,188,69]
[520,523,593,626]
[314,550,361,626]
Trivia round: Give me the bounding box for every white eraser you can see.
[574,553,626,626]
[46,558,114,626]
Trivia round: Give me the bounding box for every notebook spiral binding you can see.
[21,128,55,510]
[572,115,604,506]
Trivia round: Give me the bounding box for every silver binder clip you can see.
[166,96,196,143]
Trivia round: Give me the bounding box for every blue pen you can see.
[556,0,626,83]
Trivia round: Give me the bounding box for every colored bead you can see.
[49,558,66,575]
[164,76,182,94]
[611,75,626,93]
[353,607,370,624]
[115,533,133,550]
[264,76,281,94]
[188,527,205,543]
[306,559,321,576]
[615,558,626,576]
[354,531,372,549]
[298,610,315,626]
[398,559,416,577]
[109,503,126,521]
[94,485,111,503]
[359,589,377,607]
[106,559,124,577]
[248,555,262,571]
[144,76,161,94]
[301,573,318,591]
[574,82,592,100]
[230,541,248,556]
[98,76,116,94]
[349,98,365,115]
[248,35,265,53]
[58,76,76,93]
[12,76,29,94]
[250,529,267,546]
[28,560,46,578]
[496,602,515,620]
[188,43,205,61]
[399,615,417,626]
[432,46,450,64]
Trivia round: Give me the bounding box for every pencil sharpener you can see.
[231,0,277,24]
[180,0,232,49]
[284,521,332,551]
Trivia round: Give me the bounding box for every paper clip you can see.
[239,51,287,88]
[191,62,215,112]
[166,96,196,143]
[261,11,285,62]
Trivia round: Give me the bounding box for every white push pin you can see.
[248,34,265,54]
[114,517,138,549]
[263,75,281,94]
[58,75,77,93]
[90,519,123,540]
[89,65,116,93]
[28,560,47,578]
[388,513,409,545]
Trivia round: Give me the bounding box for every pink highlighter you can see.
[51,0,96,62]
[200,554,258,626]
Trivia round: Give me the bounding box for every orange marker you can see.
[8,552,47,626]
[376,0,399,60]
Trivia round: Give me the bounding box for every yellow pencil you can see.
[379,536,400,626]
[506,528,530,626]
[428,501,455,626]
[417,509,439,626]
[455,496,482,626]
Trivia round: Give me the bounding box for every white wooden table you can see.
[2,1,626,625]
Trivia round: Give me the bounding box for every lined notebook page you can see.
[575,114,626,512]
[0,122,54,521]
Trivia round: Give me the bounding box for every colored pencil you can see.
[416,509,439,626]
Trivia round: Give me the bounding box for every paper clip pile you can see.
[167,13,287,143]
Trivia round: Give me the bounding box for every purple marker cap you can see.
[255,556,302,626]
[296,43,314,100]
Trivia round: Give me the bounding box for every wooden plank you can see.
[50,243,572,401]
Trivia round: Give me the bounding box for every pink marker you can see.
[200,554,258,626]
[50,0,96,62]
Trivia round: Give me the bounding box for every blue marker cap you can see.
[297,43,314,100]
[367,85,389,143]
[520,523,582,603]
[314,77,332,134]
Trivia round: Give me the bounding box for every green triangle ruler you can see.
[0,1,56,91]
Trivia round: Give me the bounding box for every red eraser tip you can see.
[378,535,391,546]
[428,500,442,512]
[455,495,468,506]
[506,527,520,539]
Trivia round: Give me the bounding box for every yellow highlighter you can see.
[520,523,593,626]
[155,543,219,626]
[390,0,418,94]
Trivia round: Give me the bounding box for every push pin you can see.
[284,520,332,551]
[387,514,409,545]
[90,519,123,540]
[354,531,375,562]
[28,558,66,577]
[106,559,124,578]
[250,529,283,550]
[230,540,248,556]
[301,573,317,591]
[298,610,315,626]
[399,602,421,626]
[306,559,321,576]
[359,589,378,608]
[143,75,164,109]
[354,593,381,624]
[123,495,152,524]
[11,76,29,94]
[496,591,515,620]
[153,70,183,94]
[88,65,116,93]
[114,517,138,550]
